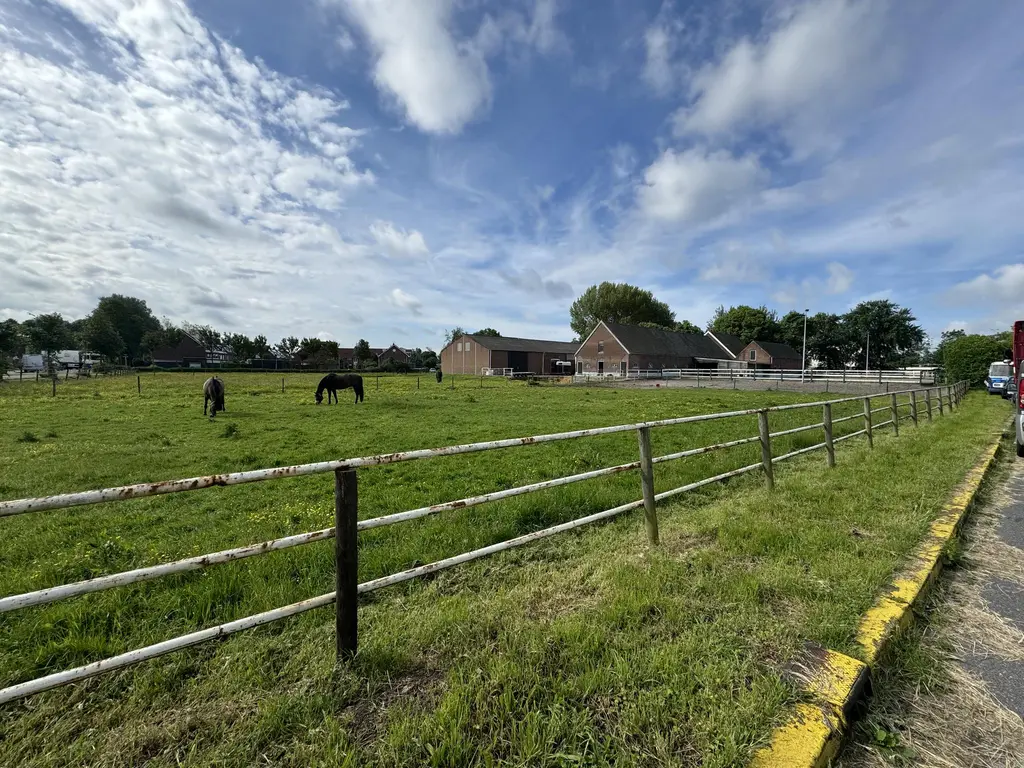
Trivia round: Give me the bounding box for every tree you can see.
[569,282,675,340]
[674,320,703,335]
[275,336,300,360]
[779,311,807,352]
[0,319,24,376]
[140,322,185,362]
[354,339,373,367]
[928,329,966,366]
[842,300,924,369]
[251,335,271,359]
[805,313,852,369]
[298,338,340,369]
[709,305,781,345]
[944,335,1008,386]
[90,295,160,361]
[225,333,255,364]
[84,314,125,361]
[475,328,501,337]
[444,327,468,346]
[420,348,438,369]
[184,324,223,356]
[23,313,71,355]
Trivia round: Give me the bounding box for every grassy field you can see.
[0,372,1008,767]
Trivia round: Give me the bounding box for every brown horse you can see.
[203,376,225,417]
[316,373,364,404]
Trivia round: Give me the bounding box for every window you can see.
[464,341,471,350]
[456,343,462,352]
[749,349,756,361]
[598,341,605,353]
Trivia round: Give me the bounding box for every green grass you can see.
[0,373,1008,767]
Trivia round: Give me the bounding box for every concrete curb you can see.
[750,427,1006,768]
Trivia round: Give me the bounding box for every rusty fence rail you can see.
[0,382,969,705]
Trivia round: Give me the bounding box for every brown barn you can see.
[575,321,732,376]
[440,334,578,375]
[150,333,206,368]
[739,340,801,370]
[377,344,410,365]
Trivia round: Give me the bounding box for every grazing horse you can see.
[316,373,364,404]
[203,377,225,417]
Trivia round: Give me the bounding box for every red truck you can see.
[1014,321,1024,456]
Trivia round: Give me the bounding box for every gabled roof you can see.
[705,330,745,358]
[461,335,578,354]
[602,321,728,359]
[748,340,801,359]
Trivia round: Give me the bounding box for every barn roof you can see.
[463,335,578,354]
[603,321,728,359]
[749,340,801,359]
[705,330,745,357]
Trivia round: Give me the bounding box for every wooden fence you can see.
[0,382,969,705]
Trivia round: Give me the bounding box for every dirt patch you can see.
[343,664,447,749]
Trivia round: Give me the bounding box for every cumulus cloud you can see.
[641,10,684,95]
[676,0,895,149]
[825,262,854,294]
[948,263,1024,305]
[370,220,430,258]
[499,267,573,299]
[698,243,768,283]
[637,148,766,223]
[388,287,423,314]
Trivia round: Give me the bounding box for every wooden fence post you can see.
[758,411,774,490]
[938,387,945,416]
[863,397,873,448]
[636,426,659,545]
[890,393,899,436]
[51,377,56,397]
[335,469,358,660]
[137,375,141,394]
[946,386,953,412]
[282,377,284,393]
[910,390,918,426]
[926,388,933,421]
[823,403,835,468]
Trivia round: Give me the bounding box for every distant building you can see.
[739,340,802,370]
[151,333,206,368]
[575,321,732,376]
[440,334,578,375]
[377,344,411,366]
[705,330,746,360]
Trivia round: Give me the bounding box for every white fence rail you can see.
[0,382,968,705]
[616,368,940,384]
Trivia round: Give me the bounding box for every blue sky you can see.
[1,0,1022,350]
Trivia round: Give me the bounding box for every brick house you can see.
[574,321,732,376]
[377,344,411,366]
[440,334,578,375]
[738,340,802,370]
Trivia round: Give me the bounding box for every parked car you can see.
[986,361,1012,396]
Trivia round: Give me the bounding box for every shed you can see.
[575,321,732,376]
[739,340,802,370]
[440,334,578,375]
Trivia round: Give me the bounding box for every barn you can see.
[440,334,578,375]
[575,321,732,376]
[738,340,801,370]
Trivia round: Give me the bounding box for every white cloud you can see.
[370,220,429,258]
[676,0,895,150]
[825,262,854,294]
[637,148,766,223]
[698,243,767,283]
[388,287,423,314]
[948,263,1024,305]
[641,19,678,95]
[343,0,491,134]
[499,267,573,299]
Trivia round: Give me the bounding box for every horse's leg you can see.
[204,395,208,415]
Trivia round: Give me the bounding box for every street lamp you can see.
[801,308,809,382]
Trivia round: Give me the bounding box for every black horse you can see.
[436,368,443,384]
[203,376,225,417]
[316,373,364,404]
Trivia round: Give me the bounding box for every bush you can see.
[944,335,1008,386]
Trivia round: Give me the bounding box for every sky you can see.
[1,0,1022,350]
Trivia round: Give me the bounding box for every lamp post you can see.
[801,308,809,382]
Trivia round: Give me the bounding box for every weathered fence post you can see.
[823,403,835,468]
[938,387,945,416]
[636,426,659,545]
[946,386,953,412]
[926,388,933,421]
[758,411,774,490]
[890,393,899,436]
[335,469,358,660]
[910,390,918,427]
[281,377,284,393]
[863,397,873,448]
[417,376,420,390]
[376,375,380,391]
[137,375,141,394]
[51,377,56,397]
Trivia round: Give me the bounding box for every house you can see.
[705,330,747,364]
[440,334,578,375]
[575,321,732,375]
[151,333,206,368]
[739,340,802,370]
[377,344,410,366]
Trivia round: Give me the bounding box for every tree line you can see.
[0,295,438,372]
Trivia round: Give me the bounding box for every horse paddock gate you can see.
[0,382,969,704]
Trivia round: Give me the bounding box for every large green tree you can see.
[84,314,125,361]
[275,336,300,360]
[354,339,373,367]
[944,334,1008,386]
[225,333,255,364]
[779,311,808,352]
[674,320,703,335]
[842,300,924,369]
[569,282,675,340]
[0,319,24,376]
[475,328,501,337]
[90,295,160,361]
[23,313,71,355]
[806,313,852,369]
[709,305,781,345]
[183,324,223,355]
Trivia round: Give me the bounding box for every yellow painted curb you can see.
[750,426,1005,768]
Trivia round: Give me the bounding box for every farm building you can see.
[377,344,410,366]
[150,333,206,368]
[440,334,578,375]
[739,340,801,370]
[705,330,745,360]
[575,321,732,376]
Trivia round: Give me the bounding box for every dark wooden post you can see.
[335,469,358,659]
[890,393,899,436]
[282,377,284,392]
[863,397,873,448]
[758,411,774,490]
[52,377,56,397]
[137,375,141,394]
[636,426,659,545]
[947,386,954,412]
[910,390,918,426]
[926,388,933,421]
[938,387,945,416]
[823,403,835,468]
